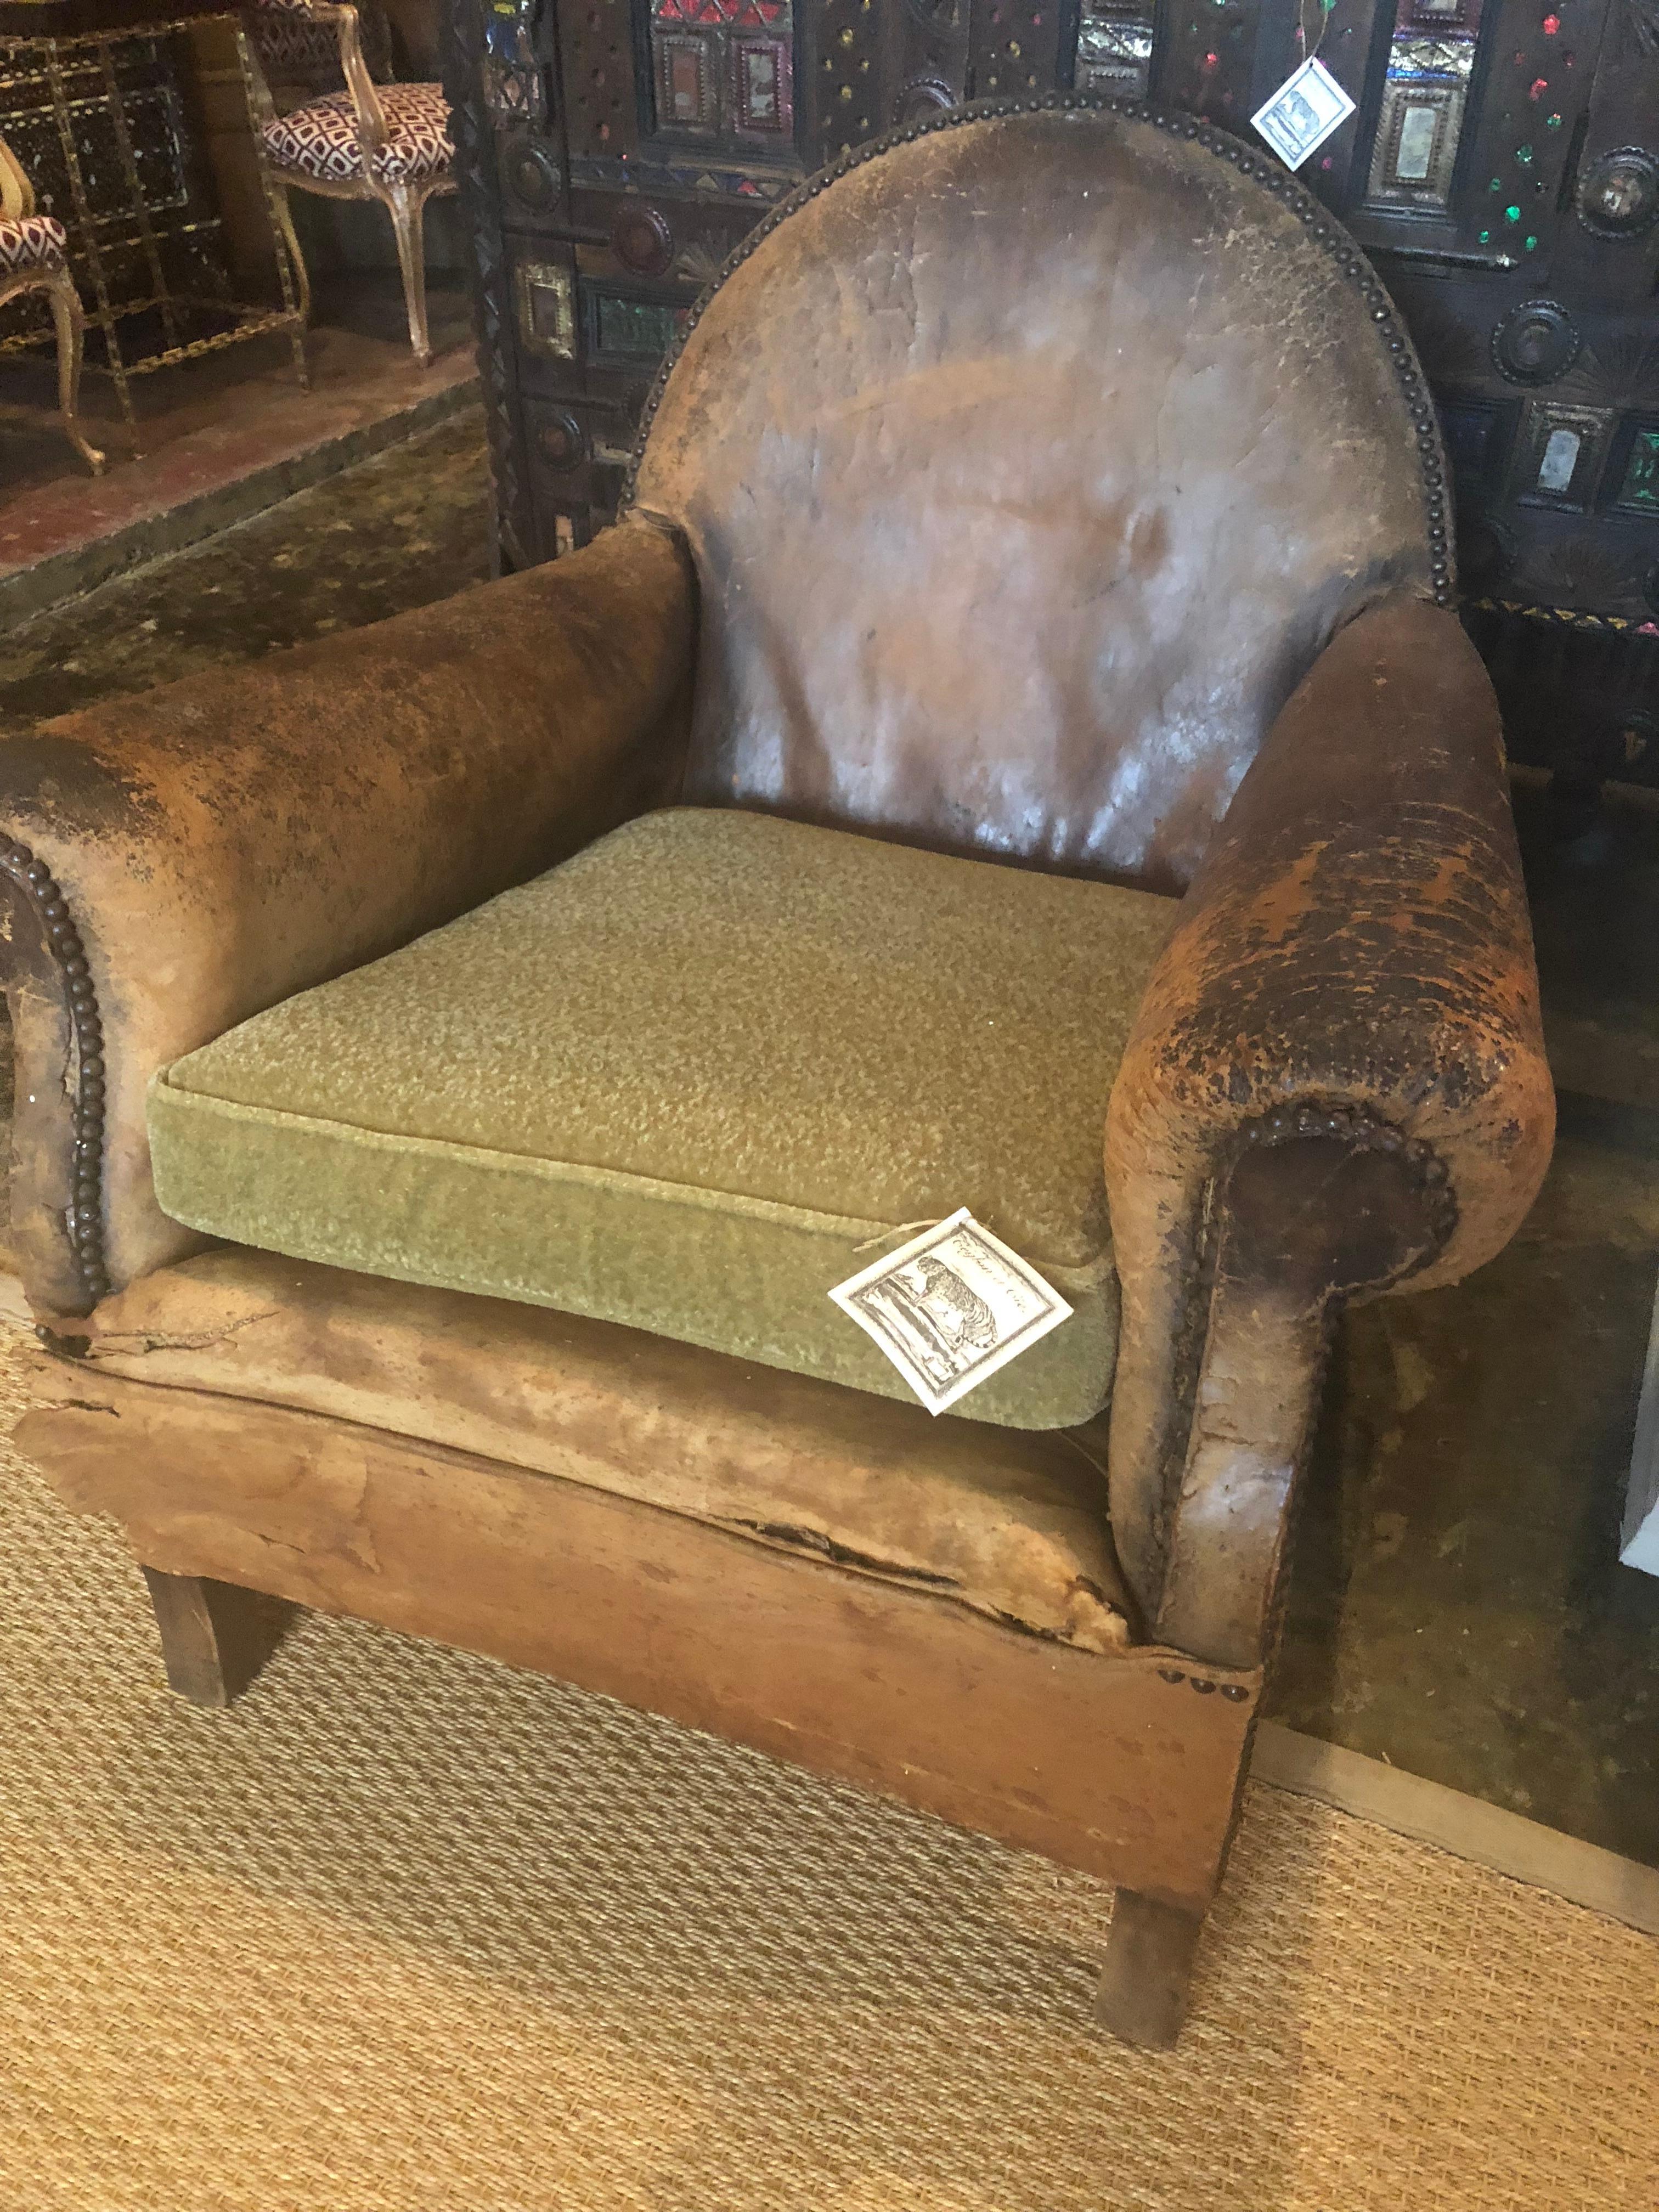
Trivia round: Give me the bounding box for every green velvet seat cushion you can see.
[149,808,1177,1429]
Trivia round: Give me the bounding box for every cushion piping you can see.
[148,1073,1114,1296]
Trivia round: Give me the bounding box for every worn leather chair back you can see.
[630,104,1441,894]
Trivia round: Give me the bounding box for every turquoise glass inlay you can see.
[1619,430,1659,512]
[594,293,684,359]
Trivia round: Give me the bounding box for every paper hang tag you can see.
[828,1209,1074,1417]
[1251,57,1357,172]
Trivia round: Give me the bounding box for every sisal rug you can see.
[0,1323,1653,2212]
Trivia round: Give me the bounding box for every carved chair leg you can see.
[1094,1890,1206,2051]
[44,276,104,477]
[269,182,312,390]
[383,180,432,368]
[140,1566,287,1708]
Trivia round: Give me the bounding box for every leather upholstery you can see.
[0,105,1550,1668]
[634,106,1436,895]
[63,1246,1138,1655]
[1103,596,1552,1612]
[1,520,692,1310]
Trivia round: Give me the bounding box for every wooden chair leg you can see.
[1094,1889,1205,2050]
[44,275,104,477]
[269,181,312,324]
[140,1567,288,1708]
[383,180,433,368]
[268,182,312,391]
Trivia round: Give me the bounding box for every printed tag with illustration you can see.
[828,1210,1073,1417]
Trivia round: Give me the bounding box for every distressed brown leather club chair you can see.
[4,100,1553,2048]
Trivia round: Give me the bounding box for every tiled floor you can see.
[1,417,1655,1868]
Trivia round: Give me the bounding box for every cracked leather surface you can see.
[1104,596,1554,1614]
[634,106,1435,894]
[0,108,1549,1670]
[65,1246,1136,1654]
[4,520,692,1307]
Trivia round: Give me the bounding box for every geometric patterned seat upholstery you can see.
[259,84,451,185]
[238,0,456,369]
[0,119,100,474]
[0,213,66,272]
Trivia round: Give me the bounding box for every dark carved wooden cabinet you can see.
[442,0,1659,780]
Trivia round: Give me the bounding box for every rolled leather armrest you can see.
[0,515,695,1316]
[1103,594,1555,1619]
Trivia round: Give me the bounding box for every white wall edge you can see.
[1255,1722,1659,1939]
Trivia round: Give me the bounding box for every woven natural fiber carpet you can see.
[0,1325,1653,2211]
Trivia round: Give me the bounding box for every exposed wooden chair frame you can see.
[237,2,457,370]
[0,129,103,475]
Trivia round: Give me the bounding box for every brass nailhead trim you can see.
[1235,1097,1458,1256]
[0,840,107,1312]
[13,116,1457,1361]
[1158,1667,1254,1701]
[621,94,1451,603]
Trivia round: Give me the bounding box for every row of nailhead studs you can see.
[1237,1098,1459,1255]
[0,842,108,1309]
[619,94,1452,603]
[1239,1099,1452,1188]
[1158,1667,1252,1702]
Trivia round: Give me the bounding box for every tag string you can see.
[851,1219,943,1255]
[1297,0,1336,64]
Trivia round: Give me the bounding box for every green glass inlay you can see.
[1489,175,1503,191]
[1479,227,1491,242]
[1516,143,1534,163]
[1545,111,1563,128]
[1525,234,1539,249]
[1505,204,1522,221]
[1619,430,1659,512]
[594,294,681,360]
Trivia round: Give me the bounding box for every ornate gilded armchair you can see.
[238,0,455,366]
[0,130,103,475]
[4,103,1552,2048]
